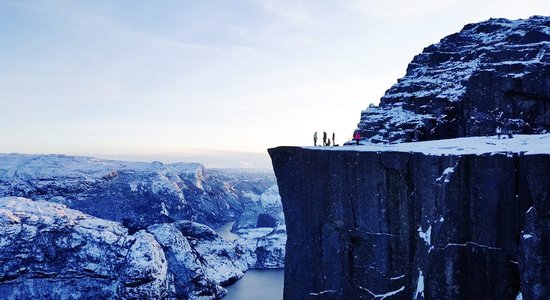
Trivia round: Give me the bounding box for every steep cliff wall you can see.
[269,137,549,299]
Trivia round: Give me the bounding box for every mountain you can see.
[357,16,550,143]
[0,153,280,229]
[0,154,286,299]
[271,16,550,300]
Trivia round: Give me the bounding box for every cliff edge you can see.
[269,135,549,299]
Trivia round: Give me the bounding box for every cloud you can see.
[250,0,312,25]
[339,0,462,21]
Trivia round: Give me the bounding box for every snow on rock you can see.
[0,154,287,297]
[148,223,226,299]
[0,197,168,299]
[175,220,254,286]
[307,133,550,156]
[0,153,277,229]
[414,270,425,300]
[356,16,550,144]
[238,225,287,269]
[232,185,284,231]
[123,230,169,299]
[0,197,266,299]
[418,225,432,246]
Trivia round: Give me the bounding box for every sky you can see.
[1,0,550,168]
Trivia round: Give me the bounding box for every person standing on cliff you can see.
[323,131,327,146]
[354,131,361,145]
[314,131,318,146]
[332,132,335,146]
[496,126,502,139]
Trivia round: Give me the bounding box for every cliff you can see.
[356,16,550,143]
[269,135,549,299]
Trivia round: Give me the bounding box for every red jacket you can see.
[354,132,361,140]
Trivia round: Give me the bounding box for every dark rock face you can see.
[269,147,549,300]
[256,213,278,228]
[356,16,550,143]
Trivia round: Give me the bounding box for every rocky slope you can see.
[0,154,286,299]
[232,185,285,231]
[0,197,284,299]
[270,135,549,300]
[357,16,550,143]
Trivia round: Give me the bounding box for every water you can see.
[215,222,285,300]
[224,269,285,300]
[216,221,240,241]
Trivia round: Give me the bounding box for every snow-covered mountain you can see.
[357,16,550,143]
[271,16,550,300]
[0,153,280,229]
[0,154,286,299]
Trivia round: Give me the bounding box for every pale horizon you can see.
[2,0,550,168]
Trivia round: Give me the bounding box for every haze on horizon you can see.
[2,0,550,168]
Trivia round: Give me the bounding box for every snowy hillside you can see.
[357,16,550,143]
[0,153,279,229]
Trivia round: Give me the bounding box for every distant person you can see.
[354,131,361,145]
[508,130,513,139]
[332,132,335,146]
[496,126,502,139]
[314,131,318,146]
[327,139,331,147]
[323,131,327,146]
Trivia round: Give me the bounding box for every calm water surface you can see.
[224,269,284,300]
[215,222,284,300]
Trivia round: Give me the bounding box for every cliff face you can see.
[357,16,550,143]
[269,141,549,299]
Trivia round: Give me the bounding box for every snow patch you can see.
[359,285,405,300]
[414,270,424,299]
[308,290,337,296]
[418,225,432,246]
[304,134,550,156]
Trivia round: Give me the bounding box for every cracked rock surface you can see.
[269,146,549,300]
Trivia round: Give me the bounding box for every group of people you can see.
[313,131,363,146]
[496,126,514,139]
[312,125,516,147]
[313,131,336,146]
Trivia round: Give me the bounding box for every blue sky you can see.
[1,0,550,168]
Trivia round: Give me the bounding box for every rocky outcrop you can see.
[269,141,549,299]
[0,197,171,299]
[232,185,285,231]
[0,197,284,299]
[356,16,550,143]
[0,154,276,229]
